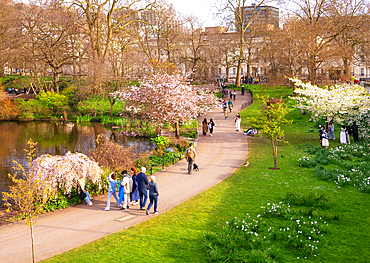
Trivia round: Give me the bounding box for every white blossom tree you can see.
[29,152,103,194]
[289,78,370,125]
[112,73,220,137]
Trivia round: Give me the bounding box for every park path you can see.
[0,90,252,263]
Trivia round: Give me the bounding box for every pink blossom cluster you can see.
[111,73,220,125]
[29,152,103,194]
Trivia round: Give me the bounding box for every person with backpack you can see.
[185,143,197,174]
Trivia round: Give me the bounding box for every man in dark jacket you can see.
[352,122,359,143]
[136,167,149,210]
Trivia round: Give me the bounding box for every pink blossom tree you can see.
[112,73,220,137]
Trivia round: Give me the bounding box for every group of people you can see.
[79,166,160,215]
[202,118,215,137]
[340,122,359,144]
[319,121,359,148]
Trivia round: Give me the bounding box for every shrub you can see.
[37,91,68,115]
[297,156,317,168]
[88,134,135,172]
[15,98,50,119]
[0,94,18,119]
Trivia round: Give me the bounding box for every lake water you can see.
[0,121,156,197]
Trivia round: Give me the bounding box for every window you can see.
[219,68,222,75]
[233,68,236,75]
[361,68,365,76]
[241,68,244,75]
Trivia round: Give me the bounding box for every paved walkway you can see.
[0,91,252,263]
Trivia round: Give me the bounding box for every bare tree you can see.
[217,0,270,87]
[69,0,152,94]
[181,15,208,79]
[0,0,20,76]
[324,0,370,81]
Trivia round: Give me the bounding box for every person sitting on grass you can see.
[244,128,258,136]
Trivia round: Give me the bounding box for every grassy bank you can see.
[44,86,370,262]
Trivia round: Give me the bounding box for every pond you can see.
[0,121,156,198]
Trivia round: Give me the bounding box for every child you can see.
[146,176,159,215]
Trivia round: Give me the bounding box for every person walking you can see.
[119,170,133,210]
[185,142,197,175]
[228,99,233,113]
[146,176,159,215]
[222,100,227,112]
[117,172,126,208]
[229,89,233,100]
[241,86,245,95]
[137,167,149,210]
[208,118,215,137]
[233,90,236,101]
[352,121,359,143]
[104,172,120,211]
[328,121,335,140]
[202,118,208,136]
[224,107,229,120]
[130,167,139,205]
[235,113,241,131]
[340,125,347,144]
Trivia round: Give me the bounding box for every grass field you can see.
[44,85,370,263]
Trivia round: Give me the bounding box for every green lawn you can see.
[44,86,370,263]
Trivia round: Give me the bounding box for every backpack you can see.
[188,148,195,159]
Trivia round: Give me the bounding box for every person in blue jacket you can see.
[117,170,127,207]
[104,172,120,211]
[136,167,149,210]
[146,175,159,215]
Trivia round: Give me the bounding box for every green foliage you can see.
[15,98,50,119]
[203,194,331,262]
[77,96,123,116]
[297,156,318,168]
[151,136,170,150]
[37,91,68,114]
[301,143,370,193]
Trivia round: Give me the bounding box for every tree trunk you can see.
[175,120,180,139]
[52,69,60,93]
[108,97,115,118]
[30,223,36,263]
[343,57,350,82]
[272,137,278,169]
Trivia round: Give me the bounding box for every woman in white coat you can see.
[235,114,241,132]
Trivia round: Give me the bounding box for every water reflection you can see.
[0,121,155,195]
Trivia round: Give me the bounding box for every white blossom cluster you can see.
[29,152,103,194]
[289,78,370,127]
